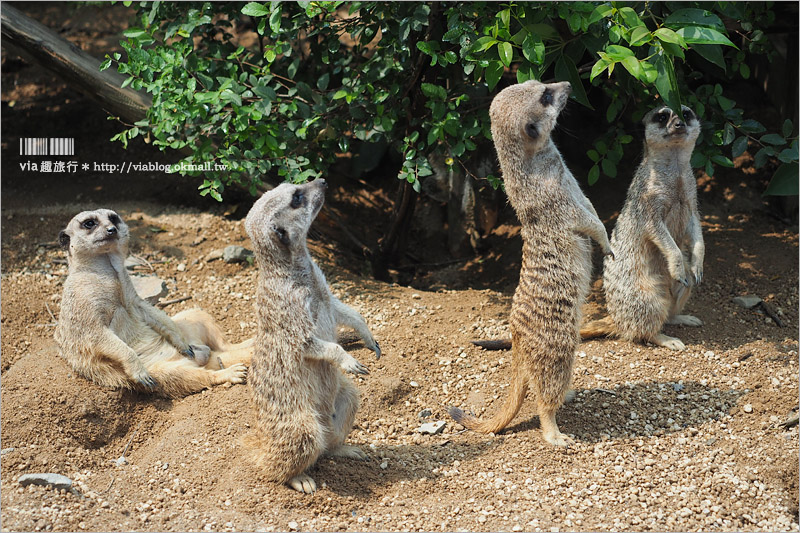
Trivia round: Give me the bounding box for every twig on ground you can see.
[44,302,57,323]
[156,296,192,308]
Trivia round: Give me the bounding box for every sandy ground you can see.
[1,3,798,532]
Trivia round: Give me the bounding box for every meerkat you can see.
[448,80,613,447]
[580,105,703,351]
[243,179,381,494]
[54,209,252,398]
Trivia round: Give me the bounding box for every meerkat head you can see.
[245,179,327,264]
[490,79,572,156]
[643,105,699,151]
[59,209,129,261]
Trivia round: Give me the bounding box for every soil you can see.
[1,4,798,533]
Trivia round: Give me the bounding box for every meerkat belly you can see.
[511,234,592,347]
[110,305,174,360]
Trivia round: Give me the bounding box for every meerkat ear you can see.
[273,226,290,246]
[58,230,70,250]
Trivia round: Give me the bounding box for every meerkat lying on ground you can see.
[449,80,613,446]
[54,209,251,398]
[581,105,703,351]
[244,179,380,494]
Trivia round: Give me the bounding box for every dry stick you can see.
[758,301,785,327]
[44,302,57,323]
[156,296,192,308]
[131,254,155,273]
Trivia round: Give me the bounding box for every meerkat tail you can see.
[448,373,528,434]
[470,338,512,350]
[579,316,615,339]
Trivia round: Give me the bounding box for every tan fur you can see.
[449,80,613,446]
[580,105,703,351]
[244,180,380,494]
[54,209,251,398]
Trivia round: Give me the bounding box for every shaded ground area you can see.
[1,4,798,532]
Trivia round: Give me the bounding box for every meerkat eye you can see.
[82,219,97,230]
[290,190,304,209]
[682,109,694,122]
[654,111,669,124]
[540,89,553,106]
[524,122,539,140]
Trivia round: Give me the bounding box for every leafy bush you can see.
[103,1,798,200]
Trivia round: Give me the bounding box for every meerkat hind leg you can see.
[651,333,686,351]
[287,473,317,494]
[538,405,574,447]
[325,378,364,460]
[667,314,703,327]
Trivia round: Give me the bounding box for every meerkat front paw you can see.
[329,445,368,460]
[132,368,158,389]
[287,474,317,494]
[367,339,381,359]
[543,430,575,448]
[690,261,703,285]
[340,353,369,375]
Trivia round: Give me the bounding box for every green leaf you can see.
[629,26,652,46]
[587,149,600,163]
[555,56,592,109]
[521,33,545,64]
[739,62,750,79]
[782,119,794,138]
[471,36,497,53]
[654,28,686,48]
[587,164,600,185]
[99,57,112,71]
[498,41,513,67]
[732,136,748,158]
[620,55,644,81]
[664,9,724,30]
[740,119,766,134]
[763,162,799,196]
[654,54,681,114]
[588,4,614,25]
[269,6,282,34]
[601,158,617,178]
[778,146,798,164]
[242,2,269,17]
[692,44,726,71]
[711,154,734,167]
[618,7,642,28]
[590,58,611,81]
[498,8,511,29]
[317,73,330,91]
[761,134,787,146]
[420,83,447,101]
[677,26,736,48]
[485,60,504,91]
[605,44,635,61]
[123,27,147,38]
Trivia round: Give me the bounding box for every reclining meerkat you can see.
[581,104,703,350]
[449,80,614,446]
[244,179,380,494]
[54,208,251,398]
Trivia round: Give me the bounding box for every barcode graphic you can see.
[19,138,74,156]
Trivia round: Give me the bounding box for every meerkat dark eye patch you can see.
[108,213,121,225]
[290,190,304,209]
[540,88,553,106]
[273,226,290,245]
[653,111,669,124]
[81,219,97,230]
[58,231,70,249]
[524,122,539,140]
[682,109,695,122]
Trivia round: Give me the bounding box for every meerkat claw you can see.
[183,346,195,359]
[137,375,158,389]
[371,341,381,359]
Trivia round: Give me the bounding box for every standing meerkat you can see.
[449,80,614,446]
[581,105,703,350]
[54,209,251,398]
[244,179,381,494]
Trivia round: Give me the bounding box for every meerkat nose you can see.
[107,226,117,235]
[316,178,327,188]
